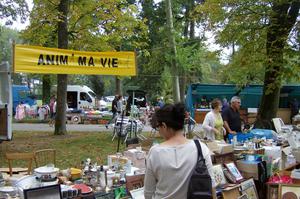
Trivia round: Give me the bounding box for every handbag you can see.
[187,139,213,199]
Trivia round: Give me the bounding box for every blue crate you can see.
[228,129,276,143]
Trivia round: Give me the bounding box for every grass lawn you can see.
[0,131,148,169]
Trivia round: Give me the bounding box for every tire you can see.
[71,115,81,124]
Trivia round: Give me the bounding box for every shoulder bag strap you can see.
[193,139,204,161]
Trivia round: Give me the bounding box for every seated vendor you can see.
[222,96,242,140]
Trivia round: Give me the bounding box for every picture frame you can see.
[24,184,62,199]
[237,193,249,199]
[279,184,300,199]
[267,184,279,199]
[129,187,145,199]
[224,162,243,182]
[211,164,227,187]
[240,178,258,199]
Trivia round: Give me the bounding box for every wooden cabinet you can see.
[0,107,8,137]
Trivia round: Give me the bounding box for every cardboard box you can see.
[206,141,233,154]
[236,160,259,180]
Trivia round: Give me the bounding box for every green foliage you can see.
[196,0,300,86]
[0,0,29,25]
[127,0,223,101]
[0,25,25,84]
[0,26,19,63]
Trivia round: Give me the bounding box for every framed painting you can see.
[237,194,249,199]
[211,164,227,187]
[279,184,300,199]
[240,178,258,199]
[225,162,244,182]
[267,184,279,199]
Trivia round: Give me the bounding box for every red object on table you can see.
[267,173,292,184]
[72,184,93,194]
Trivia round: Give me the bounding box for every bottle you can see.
[106,170,115,188]
[233,135,237,145]
[124,160,132,174]
[99,165,106,188]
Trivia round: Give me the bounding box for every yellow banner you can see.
[14,44,137,76]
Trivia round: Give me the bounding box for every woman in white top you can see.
[144,103,214,199]
[202,98,224,140]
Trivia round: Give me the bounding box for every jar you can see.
[106,170,115,188]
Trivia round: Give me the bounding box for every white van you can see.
[67,85,97,110]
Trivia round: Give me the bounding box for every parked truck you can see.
[66,85,98,110]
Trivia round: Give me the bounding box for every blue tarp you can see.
[228,129,277,143]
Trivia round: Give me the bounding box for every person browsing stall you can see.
[202,98,224,140]
[144,103,214,199]
[222,96,242,140]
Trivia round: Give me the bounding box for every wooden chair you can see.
[34,149,56,168]
[5,152,34,176]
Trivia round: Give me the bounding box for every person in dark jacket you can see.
[222,96,242,140]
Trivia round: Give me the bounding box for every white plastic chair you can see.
[112,116,130,141]
[272,118,293,133]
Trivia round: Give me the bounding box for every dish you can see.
[34,166,59,179]
[0,186,15,193]
[34,166,59,174]
[72,184,92,194]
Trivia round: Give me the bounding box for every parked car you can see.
[104,96,115,102]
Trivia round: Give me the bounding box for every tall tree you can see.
[258,1,300,126]
[127,0,220,103]
[165,0,180,103]
[23,0,147,96]
[55,0,69,135]
[197,0,300,126]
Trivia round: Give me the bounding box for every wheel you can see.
[71,115,81,124]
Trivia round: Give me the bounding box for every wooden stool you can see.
[5,152,34,176]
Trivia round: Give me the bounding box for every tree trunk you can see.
[256,1,299,128]
[165,0,180,103]
[42,75,51,104]
[179,77,186,102]
[55,0,69,135]
[116,77,121,96]
[180,0,196,102]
